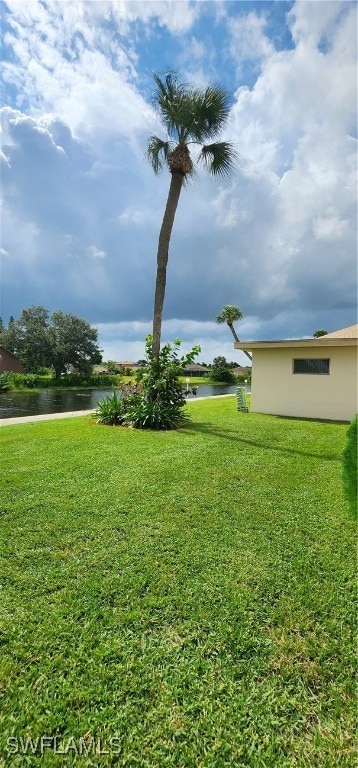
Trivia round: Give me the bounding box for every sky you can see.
[1,0,357,364]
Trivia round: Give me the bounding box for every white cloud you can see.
[225,0,357,320]
[228,10,274,69]
[88,245,106,259]
[2,1,157,150]
[96,319,254,365]
[110,1,198,35]
[313,211,349,241]
[1,0,356,351]
[287,0,350,47]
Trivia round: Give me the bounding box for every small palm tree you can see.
[147,72,236,358]
[215,305,252,362]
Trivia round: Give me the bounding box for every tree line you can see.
[0,306,102,378]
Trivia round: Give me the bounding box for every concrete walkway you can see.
[0,410,95,426]
[0,394,236,427]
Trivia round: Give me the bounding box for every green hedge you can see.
[0,371,122,390]
[342,414,357,518]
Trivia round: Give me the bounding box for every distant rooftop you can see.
[234,324,358,351]
[319,325,358,339]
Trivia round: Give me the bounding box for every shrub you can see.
[94,391,127,426]
[210,367,235,383]
[209,356,236,384]
[94,381,142,426]
[127,395,190,430]
[57,373,118,388]
[129,337,199,430]
[7,372,42,389]
[342,414,357,518]
[235,370,252,384]
[0,372,11,390]
[94,337,200,431]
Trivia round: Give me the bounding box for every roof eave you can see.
[234,338,358,350]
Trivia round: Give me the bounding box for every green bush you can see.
[127,393,190,430]
[0,372,11,390]
[342,414,357,518]
[56,373,118,387]
[209,356,236,383]
[130,337,199,430]
[6,372,43,389]
[235,371,252,384]
[94,391,127,426]
[94,337,200,431]
[210,367,235,383]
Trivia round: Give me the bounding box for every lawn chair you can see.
[236,386,249,413]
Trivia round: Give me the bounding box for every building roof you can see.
[184,364,210,371]
[93,365,109,372]
[234,325,358,351]
[116,361,141,367]
[0,345,19,357]
[319,325,358,339]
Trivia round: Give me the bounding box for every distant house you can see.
[92,365,110,374]
[93,361,143,375]
[232,365,252,375]
[184,364,210,378]
[234,325,358,422]
[0,347,23,374]
[116,361,142,372]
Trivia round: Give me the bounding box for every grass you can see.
[0,398,356,767]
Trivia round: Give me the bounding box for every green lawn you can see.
[0,398,356,767]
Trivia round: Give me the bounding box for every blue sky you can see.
[1,0,357,363]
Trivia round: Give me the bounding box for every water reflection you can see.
[0,384,248,419]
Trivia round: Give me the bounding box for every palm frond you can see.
[188,86,231,142]
[153,71,181,102]
[151,74,234,149]
[152,72,189,142]
[197,142,237,177]
[146,135,173,174]
[215,305,243,324]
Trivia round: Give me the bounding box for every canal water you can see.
[0,384,249,419]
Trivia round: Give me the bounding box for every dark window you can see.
[293,358,330,374]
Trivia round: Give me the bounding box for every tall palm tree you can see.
[147,72,236,358]
[215,305,252,362]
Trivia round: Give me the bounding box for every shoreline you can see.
[0,394,236,426]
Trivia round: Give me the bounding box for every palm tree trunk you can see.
[152,172,184,358]
[228,323,252,362]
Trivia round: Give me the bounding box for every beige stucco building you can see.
[234,325,358,422]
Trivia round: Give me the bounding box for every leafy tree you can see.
[210,356,236,383]
[212,356,227,367]
[147,71,236,358]
[105,361,117,374]
[313,329,328,337]
[96,336,200,430]
[50,311,102,378]
[0,315,17,353]
[215,305,252,362]
[131,337,200,429]
[15,306,53,372]
[1,306,102,375]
